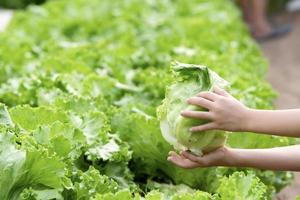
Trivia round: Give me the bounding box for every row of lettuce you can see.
[0,0,46,9]
[0,0,294,199]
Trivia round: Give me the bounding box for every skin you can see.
[167,86,300,171]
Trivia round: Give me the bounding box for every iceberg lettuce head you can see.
[157,62,229,155]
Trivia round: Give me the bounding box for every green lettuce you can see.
[157,62,229,155]
[0,0,295,198]
[0,129,65,200]
[217,172,267,200]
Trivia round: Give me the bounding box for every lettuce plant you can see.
[157,62,229,155]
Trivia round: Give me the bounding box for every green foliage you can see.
[217,172,267,200]
[0,0,46,9]
[0,129,65,200]
[0,0,295,199]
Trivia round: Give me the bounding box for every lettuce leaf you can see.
[0,129,65,200]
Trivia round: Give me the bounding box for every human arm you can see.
[181,86,300,137]
[168,145,300,171]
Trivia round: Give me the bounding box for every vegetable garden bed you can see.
[0,0,295,199]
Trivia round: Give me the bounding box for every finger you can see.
[187,97,213,110]
[181,110,212,120]
[167,153,199,169]
[181,151,208,166]
[213,86,230,97]
[197,91,220,101]
[181,151,200,162]
[190,122,216,132]
[180,152,186,160]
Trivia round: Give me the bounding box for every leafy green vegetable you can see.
[73,167,119,199]
[217,172,267,200]
[0,0,46,9]
[0,0,295,198]
[0,130,65,200]
[157,62,229,155]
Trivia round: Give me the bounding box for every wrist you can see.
[219,147,239,167]
[241,108,256,132]
[223,148,240,167]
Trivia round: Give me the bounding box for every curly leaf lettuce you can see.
[0,130,65,200]
[217,172,267,200]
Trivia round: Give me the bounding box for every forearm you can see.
[244,109,300,137]
[226,145,300,171]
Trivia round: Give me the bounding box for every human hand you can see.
[167,146,233,169]
[168,145,300,171]
[181,86,251,132]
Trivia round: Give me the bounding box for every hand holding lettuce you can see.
[161,62,300,174]
[182,86,251,133]
[157,62,229,156]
